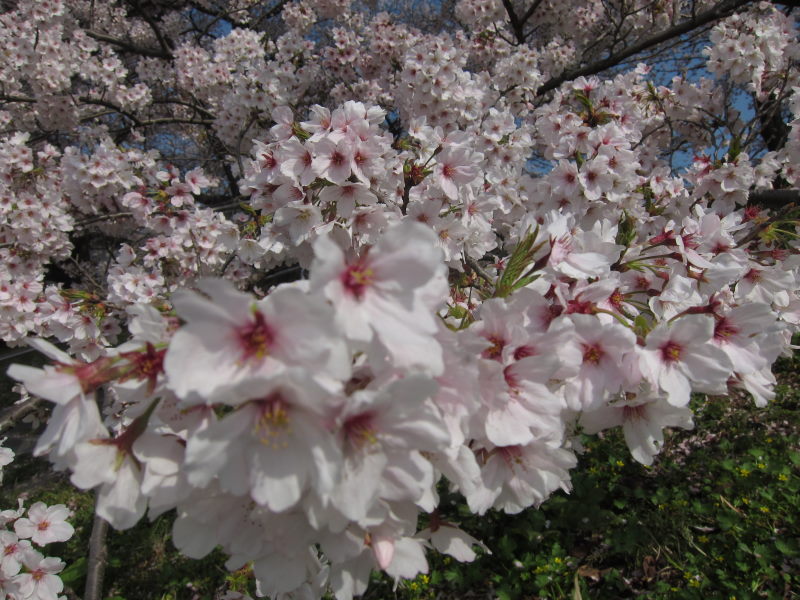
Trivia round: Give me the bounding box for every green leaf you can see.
[633,314,651,337]
[573,90,593,111]
[572,573,585,600]
[494,227,542,298]
[775,538,797,555]
[60,557,88,586]
[717,512,736,531]
[497,534,516,557]
[727,135,742,161]
[444,570,462,583]
[511,273,540,291]
[615,211,637,247]
[448,305,468,320]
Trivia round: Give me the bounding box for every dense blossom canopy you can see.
[3,0,800,598]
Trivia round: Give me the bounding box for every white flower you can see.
[14,503,74,546]
[165,279,350,403]
[13,551,64,600]
[184,371,341,512]
[310,221,448,374]
[640,315,733,406]
[0,531,30,577]
[580,390,694,465]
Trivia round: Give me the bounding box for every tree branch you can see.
[536,0,753,95]
[252,0,293,29]
[748,188,800,209]
[500,0,525,44]
[0,397,42,435]
[83,502,109,600]
[520,0,546,35]
[0,94,36,104]
[85,29,172,60]
[126,0,175,57]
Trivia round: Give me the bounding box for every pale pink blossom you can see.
[13,551,64,600]
[14,503,73,546]
[310,221,448,373]
[433,147,480,200]
[640,315,733,406]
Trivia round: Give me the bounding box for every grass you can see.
[0,351,798,599]
[389,352,800,600]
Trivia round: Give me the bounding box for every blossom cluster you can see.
[0,440,74,600]
[705,1,800,100]
[5,83,800,600]
[9,91,800,592]
[1,0,800,598]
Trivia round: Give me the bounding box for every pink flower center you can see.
[660,340,683,364]
[566,298,595,314]
[342,264,374,300]
[513,345,536,360]
[714,317,738,341]
[260,152,277,170]
[59,357,117,394]
[609,289,625,310]
[237,311,274,362]
[120,343,166,393]
[622,404,646,421]
[330,150,346,167]
[499,445,524,467]
[482,335,505,360]
[503,365,520,390]
[744,268,762,283]
[37,520,50,531]
[582,343,604,365]
[343,412,378,448]
[253,393,291,448]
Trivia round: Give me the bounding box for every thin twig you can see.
[75,212,134,228]
[83,499,109,600]
[235,114,258,177]
[0,397,42,435]
[84,387,109,600]
[464,256,495,288]
[536,0,752,96]
[85,29,171,59]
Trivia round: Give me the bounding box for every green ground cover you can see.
[1,351,798,600]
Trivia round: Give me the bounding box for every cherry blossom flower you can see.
[433,147,480,200]
[312,138,353,185]
[473,441,577,514]
[13,551,64,600]
[640,315,733,407]
[0,531,30,577]
[310,221,448,374]
[13,503,73,546]
[563,315,637,411]
[7,338,116,405]
[70,429,147,530]
[165,279,350,402]
[185,372,341,512]
[581,389,694,465]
